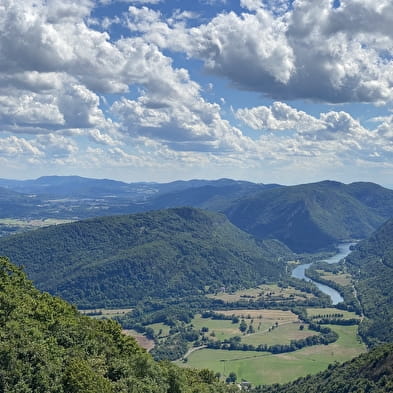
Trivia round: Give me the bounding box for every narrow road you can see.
[183,345,207,359]
[351,282,365,320]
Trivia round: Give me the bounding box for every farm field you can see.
[241,322,315,346]
[317,271,353,287]
[189,309,302,342]
[306,308,360,320]
[208,284,315,303]
[181,323,366,385]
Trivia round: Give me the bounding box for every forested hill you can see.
[0,256,235,393]
[2,255,393,393]
[346,218,393,346]
[2,177,393,253]
[224,181,393,252]
[253,343,393,393]
[0,207,290,308]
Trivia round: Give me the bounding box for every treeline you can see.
[315,318,359,325]
[309,312,359,325]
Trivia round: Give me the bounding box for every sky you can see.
[1,0,393,186]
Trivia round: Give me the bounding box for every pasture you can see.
[208,284,315,303]
[317,271,353,287]
[182,324,365,385]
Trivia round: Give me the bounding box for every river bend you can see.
[291,243,353,305]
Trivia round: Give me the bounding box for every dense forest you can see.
[224,181,393,252]
[0,256,236,393]
[346,218,393,346]
[0,208,291,307]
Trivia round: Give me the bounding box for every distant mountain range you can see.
[0,175,267,200]
[1,176,393,252]
[0,207,291,307]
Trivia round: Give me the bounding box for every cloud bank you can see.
[0,0,392,184]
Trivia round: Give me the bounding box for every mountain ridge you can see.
[0,207,290,307]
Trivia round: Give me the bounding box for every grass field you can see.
[208,284,315,303]
[146,322,171,337]
[214,309,299,321]
[317,271,352,287]
[191,315,243,341]
[241,322,315,346]
[190,310,301,342]
[79,307,132,318]
[306,308,360,320]
[181,324,366,385]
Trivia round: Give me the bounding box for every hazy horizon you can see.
[1,1,393,187]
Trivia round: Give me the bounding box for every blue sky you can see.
[1,0,393,186]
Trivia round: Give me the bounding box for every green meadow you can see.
[179,321,365,385]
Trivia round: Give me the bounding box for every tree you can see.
[239,319,247,333]
[232,316,240,324]
[226,372,237,383]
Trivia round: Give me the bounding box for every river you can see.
[291,243,354,305]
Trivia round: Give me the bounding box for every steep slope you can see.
[0,256,233,393]
[0,207,289,307]
[224,181,390,252]
[346,218,393,346]
[346,181,393,217]
[254,343,393,393]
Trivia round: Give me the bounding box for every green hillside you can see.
[253,343,393,393]
[224,181,389,252]
[0,207,289,307]
[346,218,393,346]
[0,256,236,393]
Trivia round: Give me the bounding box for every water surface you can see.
[291,243,354,305]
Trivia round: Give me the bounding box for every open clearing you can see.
[122,329,155,351]
[146,322,171,337]
[181,324,365,385]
